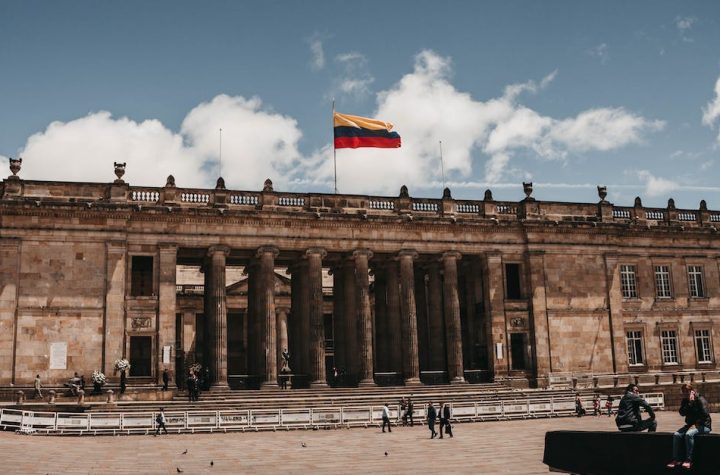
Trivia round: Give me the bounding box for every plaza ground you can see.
[0,411,706,474]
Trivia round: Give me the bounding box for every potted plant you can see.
[91,370,106,394]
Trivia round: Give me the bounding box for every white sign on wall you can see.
[495,342,503,360]
[49,342,67,369]
[162,345,171,364]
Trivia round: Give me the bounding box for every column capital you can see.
[256,245,279,259]
[276,306,290,315]
[158,242,178,252]
[207,245,231,257]
[352,248,374,260]
[397,249,419,260]
[305,247,327,259]
[440,250,462,262]
[105,240,127,253]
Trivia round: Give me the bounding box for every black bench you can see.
[543,430,720,475]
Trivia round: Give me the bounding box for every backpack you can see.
[156,414,163,424]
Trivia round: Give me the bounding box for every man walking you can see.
[381,402,392,433]
[33,374,43,399]
[155,408,168,436]
[439,402,453,438]
[427,402,438,438]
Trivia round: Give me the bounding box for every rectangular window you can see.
[131,255,154,296]
[654,265,672,299]
[505,263,522,300]
[695,329,713,364]
[620,265,637,299]
[626,330,644,366]
[661,330,679,365]
[688,266,705,298]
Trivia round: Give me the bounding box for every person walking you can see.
[575,393,586,417]
[400,397,408,426]
[381,402,392,433]
[439,402,453,438]
[592,395,601,416]
[155,407,168,436]
[666,384,712,470]
[427,402,438,439]
[33,374,43,399]
[605,396,614,416]
[406,397,415,427]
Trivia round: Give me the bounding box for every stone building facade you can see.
[1,161,719,389]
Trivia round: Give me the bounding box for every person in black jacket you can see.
[666,384,712,470]
[427,402,438,438]
[615,384,656,432]
[439,402,453,438]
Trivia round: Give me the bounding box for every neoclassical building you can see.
[1,159,719,389]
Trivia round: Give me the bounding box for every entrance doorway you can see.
[129,335,153,376]
[510,333,527,371]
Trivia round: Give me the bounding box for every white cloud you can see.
[308,34,325,71]
[331,52,374,100]
[18,94,303,190]
[587,43,609,64]
[325,50,662,194]
[702,77,720,142]
[637,170,679,197]
[675,16,696,42]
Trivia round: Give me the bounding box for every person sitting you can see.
[65,372,81,396]
[615,384,656,432]
[666,384,712,470]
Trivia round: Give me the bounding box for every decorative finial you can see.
[263,178,274,192]
[9,157,22,177]
[700,200,707,211]
[484,189,493,201]
[522,181,533,199]
[442,187,452,199]
[215,177,226,190]
[165,175,176,187]
[113,162,126,182]
[399,185,409,198]
[634,196,642,207]
[597,185,607,202]
[667,198,675,209]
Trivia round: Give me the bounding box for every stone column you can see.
[604,253,625,374]
[442,251,465,384]
[157,243,177,386]
[342,258,358,378]
[307,248,327,387]
[276,307,289,374]
[103,241,126,377]
[206,245,230,388]
[246,262,258,376]
[386,261,402,374]
[257,246,279,388]
[330,266,346,373]
[398,250,420,384]
[353,249,375,386]
[0,239,20,384]
[426,262,446,371]
[415,268,429,372]
[527,251,550,385]
[485,252,508,379]
[372,266,388,372]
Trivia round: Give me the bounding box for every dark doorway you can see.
[510,333,527,370]
[129,335,152,376]
[227,311,245,376]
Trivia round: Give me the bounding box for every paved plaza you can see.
[0,411,703,474]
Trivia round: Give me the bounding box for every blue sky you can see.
[1,0,720,208]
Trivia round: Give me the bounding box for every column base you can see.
[310,380,328,389]
[404,377,422,386]
[209,382,230,390]
[450,376,467,384]
[260,381,279,389]
[358,378,376,387]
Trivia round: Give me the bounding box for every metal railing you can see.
[0,393,664,436]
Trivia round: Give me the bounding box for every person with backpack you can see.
[155,408,168,436]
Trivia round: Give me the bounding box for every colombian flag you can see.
[333,112,402,149]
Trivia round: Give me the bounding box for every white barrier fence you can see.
[0,393,664,436]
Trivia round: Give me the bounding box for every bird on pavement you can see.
[210,461,214,467]
[176,469,183,473]
[181,450,187,455]
[301,442,307,448]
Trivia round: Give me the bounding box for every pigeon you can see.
[384,452,388,456]
[301,442,307,448]
[181,449,187,455]
[210,461,214,467]
[176,469,183,473]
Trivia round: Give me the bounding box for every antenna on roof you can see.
[219,128,223,179]
[439,140,446,191]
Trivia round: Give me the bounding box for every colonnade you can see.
[201,246,473,388]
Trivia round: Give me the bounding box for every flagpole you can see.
[332,99,338,194]
[439,140,446,191]
[219,128,223,178]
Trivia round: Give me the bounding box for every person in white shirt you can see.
[382,403,392,433]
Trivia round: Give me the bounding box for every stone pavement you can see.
[0,411,701,474]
